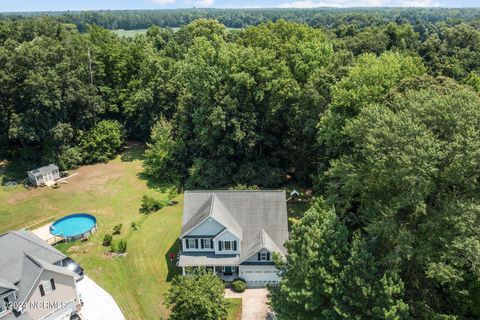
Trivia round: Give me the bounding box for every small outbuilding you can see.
[27,164,60,187]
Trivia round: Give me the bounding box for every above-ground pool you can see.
[50,213,97,242]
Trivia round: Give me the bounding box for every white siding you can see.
[23,269,79,320]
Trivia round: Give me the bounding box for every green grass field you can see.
[113,27,243,37]
[113,29,149,37]
[0,144,241,320]
[226,298,242,320]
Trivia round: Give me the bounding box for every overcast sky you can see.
[0,0,478,12]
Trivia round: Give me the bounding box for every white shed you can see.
[27,164,60,187]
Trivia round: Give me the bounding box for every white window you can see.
[224,241,231,251]
[42,280,53,295]
[219,240,237,251]
[260,252,269,261]
[187,239,196,249]
[203,239,211,249]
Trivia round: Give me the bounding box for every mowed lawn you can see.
[0,145,240,319]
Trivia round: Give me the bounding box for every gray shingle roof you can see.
[240,229,284,263]
[27,164,58,176]
[0,276,17,295]
[181,190,288,262]
[16,255,43,302]
[0,231,65,285]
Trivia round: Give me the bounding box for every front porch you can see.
[181,266,239,282]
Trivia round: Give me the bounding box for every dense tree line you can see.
[3,8,480,32]
[2,12,480,318]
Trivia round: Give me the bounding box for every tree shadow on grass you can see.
[0,160,34,186]
[137,171,180,193]
[165,240,181,283]
[120,141,146,162]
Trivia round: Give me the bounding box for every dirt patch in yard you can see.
[6,160,137,205]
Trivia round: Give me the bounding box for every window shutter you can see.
[39,284,45,296]
[50,279,56,291]
[195,239,199,249]
[233,241,237,251]
[186,239,190,249]
[267,253,270,261]
[201,239,204,249]
[258,253,261,261]
[210,239,214,248]
[219,241,223,251]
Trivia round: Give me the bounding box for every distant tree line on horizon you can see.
[2,7,480,33]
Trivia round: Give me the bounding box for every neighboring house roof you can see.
[0,231,66,285]
[181,190,288,262]
[27,164,59,176]
[16,254,76,303]
[16,255,43,303]
[0,276,17,295]
[2,311,33,320]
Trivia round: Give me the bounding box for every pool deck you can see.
[31,223,64,245]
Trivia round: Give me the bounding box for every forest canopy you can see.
[2,10,480,318]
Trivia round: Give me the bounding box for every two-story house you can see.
[177,190,289,287]
[0,231,81,320]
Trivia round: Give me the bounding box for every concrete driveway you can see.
[76,276,125,320]
[225,288,274,320]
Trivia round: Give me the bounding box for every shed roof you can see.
[27,164,59,176]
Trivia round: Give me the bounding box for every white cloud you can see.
[399,0,441,6]
[279,0,388,8]
[150,0,176,4]
[195,0,215,6]
[184,0,215,7]
[279,0,442,8]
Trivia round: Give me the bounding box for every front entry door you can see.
[224,266,232,275]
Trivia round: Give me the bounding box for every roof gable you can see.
[16,254,76,303]
[209,195,242,239]
[240,229,284,263]
[180,194,242,239]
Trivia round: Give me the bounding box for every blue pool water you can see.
[50,213,97,237]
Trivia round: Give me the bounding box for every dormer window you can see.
[258,252,270,261]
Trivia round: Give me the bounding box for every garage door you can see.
[239,266,280,287]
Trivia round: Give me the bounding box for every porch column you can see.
[213,266,216,275]
[182,267,185,276]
